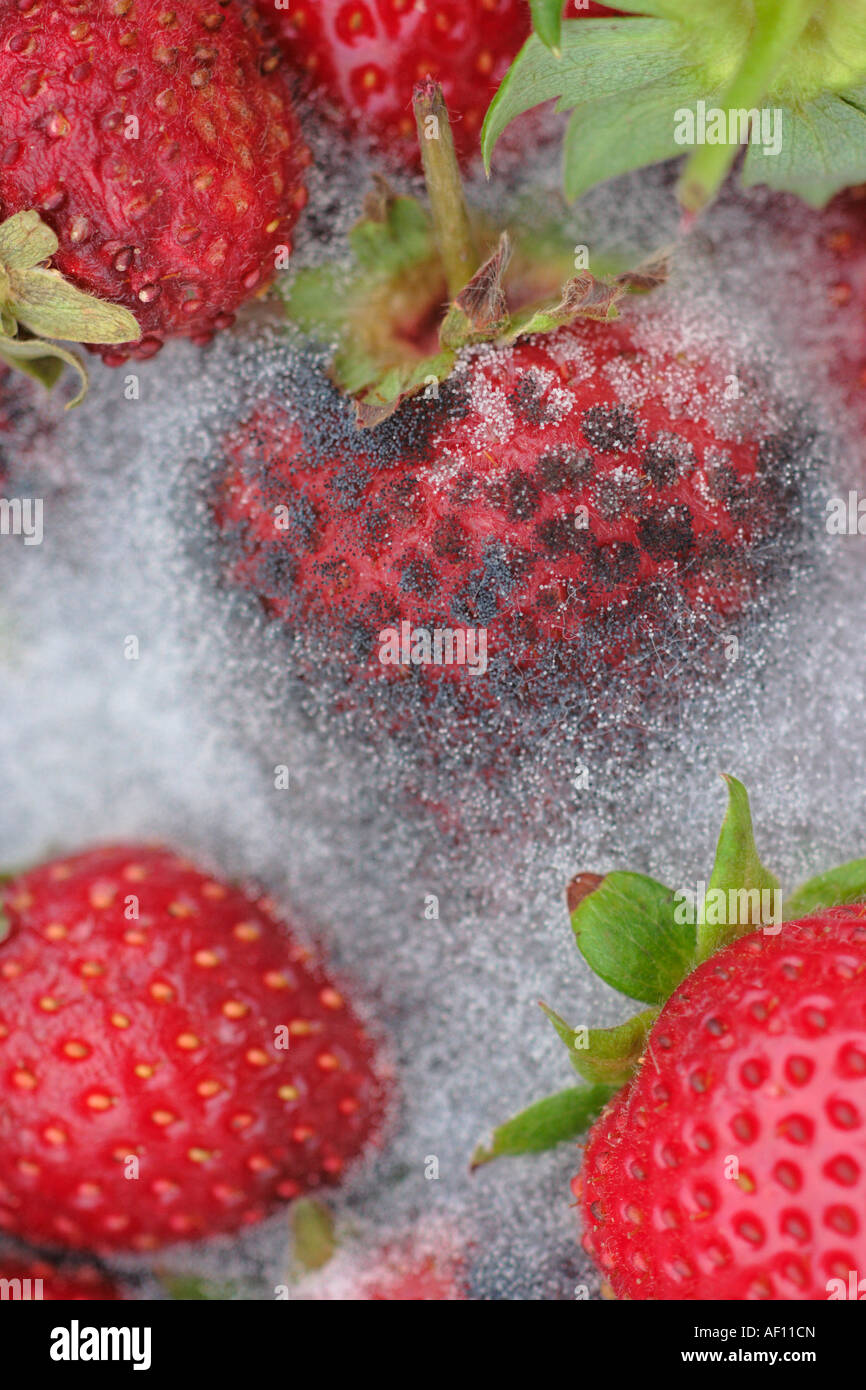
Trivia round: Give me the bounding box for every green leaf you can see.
[0,210,59,272]
[563,75,706,202]
[529,0,563,54]
[695,775,781,961]
[739,92,866,208]
[482,19,684,174]
[784,859,866,920]
[540,1001,658,1086]
[0,335,89,407]
[348,193,435,276]
[8,267,140,345]
[486,3,866,209]
[571,871,694,1005]
[291,1199,337,1274]
[471,1084,615,1167]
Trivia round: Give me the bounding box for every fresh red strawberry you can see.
[0,0,311,366]
[577,907,866,1301]
[0,845,388,1253]
[474,778,866,1301]
[0,1258,121,1301]
[214,314,806,710]
[260,0,531,167]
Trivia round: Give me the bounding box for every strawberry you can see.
[0,0,311,370]
[357,1247,466,1301]
[240,82,815,737]
[288,1200,466,1300]
[0,1257,121,1300]
[577,907,866,1300]
[215,305,808,718]
[259,0,531,168]
[474,777,866,1301]
[0,845,387,1253]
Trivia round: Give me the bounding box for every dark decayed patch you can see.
[580,404,639,452]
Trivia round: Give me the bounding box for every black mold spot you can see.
[581,404,638,453]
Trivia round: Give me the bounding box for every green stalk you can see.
[677,0,822,212]
[413,80,479,299]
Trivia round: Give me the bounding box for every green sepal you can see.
[471,1084,616,1167]
[540,1001,658,1086]
[571,871,694,1005]
[286,183,664,428]
[0,209,140,402]
[484,4,866,211]
[0,211,59,272]
[738,90,866,208]
[0,335,88,407]
[784,858,866,920]
[7,267,140,345]
[695,775,781,961]
[482,19,684,179]
[291,1198,337,1274]
[529,0,564,55]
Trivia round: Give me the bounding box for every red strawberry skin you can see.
[0,846,387,1253]
[262,0,530,166]
[577,908,866,1300]
[0,1259,121,1301]
[215,318,802,700]
[0,1,310,364]
[360,1251,465,1301]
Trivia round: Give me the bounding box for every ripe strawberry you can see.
[0,1258,121,1300]
[474,778,866,1301]
[214,314,806,709]
[0,0,310,366]
[259,0,531,167]
[577,907,866,1300]
[0,845,387,1253]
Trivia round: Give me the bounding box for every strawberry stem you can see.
[677,0,820,212]
[413,81,479,299]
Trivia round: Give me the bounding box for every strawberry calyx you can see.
[472,774,866,1167]
[485,1,866,214]
[0,211,141,406]
[284,80,665,428]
